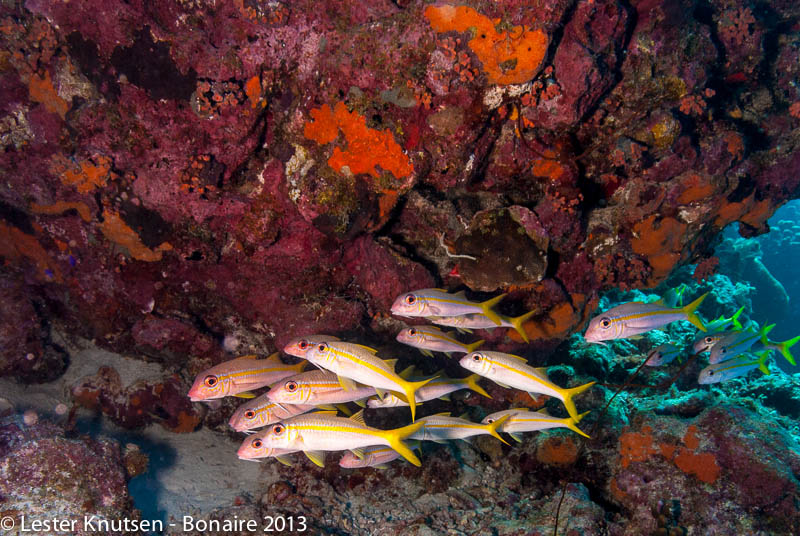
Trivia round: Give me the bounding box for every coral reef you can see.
[1,0,799,533]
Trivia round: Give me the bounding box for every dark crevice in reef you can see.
[382,231,444,289]
[0,199,35,234]
[752,2,793,102]
[544,0,580,66]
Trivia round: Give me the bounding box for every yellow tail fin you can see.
[560,381,595,421]
[480,293,507,325]
[563,411,591,438]
[464,374,491,398]
[465,339,485,353]
[507,310,535,343]
[482,413,511,445]
[775,334,800,366]
[682,292,709,332]
[401,376,438,421]
[384,421,426,466]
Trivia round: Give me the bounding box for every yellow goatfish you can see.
[426,310,536,342]
[396,325,484,357]
[391,289,507,325]
[459,351,594,421]
[187,353,305,401]
[305,341,436,421]
[481,408,590,440]
[368,372,490,408]
[255,409,425,467]
[228,394,315,432]
[408,412,510,444]
[266,370,376,407]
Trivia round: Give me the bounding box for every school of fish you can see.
[188,285,796,469]
[188,288,594,468]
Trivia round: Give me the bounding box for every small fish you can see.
[709,324,775,364]
[255,409,425,467]
[339,442,422,469]
[749,333,799,365]
[698,352,770,384]
[188,353,306,401]
[692,331,734,354]
[283,335,341,358]
[704,306,745,332]
[396,326,484,357]
[644,343,682,366]
[228,395,314,432]
[391,289,506,325]
[583,292,708,344]
[266,370,376,406]
[481,408,590,440]
[305,341,436,421]
[408,412,510,444]
[236,440,299,465]
[459,351,594,421]
[426,310,536,343]
[367,373,490,408]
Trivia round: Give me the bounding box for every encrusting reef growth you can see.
[1,0,799,534]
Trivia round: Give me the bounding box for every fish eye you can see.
[708,370,714,375]
[408,328,416,336]
[203,375,217,387]
[721,348,726,354]
[318,343,327,352]
[472,353,483,362]
[486,418,495,423]
[244,409,256,419]
[599,318,611,329]
[705,337,713,344]
[273,424,284,434]
[252,439,262,449]
[286,381,298,392]
[298,340,309,350]
[405,294,416,304]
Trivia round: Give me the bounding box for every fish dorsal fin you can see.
[457,412,469,420]
[433,412,451,417]
[509,407,531,413]
[506,353,528,363]
[439,394,451,401]
[354,344,378,354]
[383,358,399,370]
[313,410,338,416]
[239,354,259,360]
[509,432,523,442]
[653,298,665,306]
[453,290,467,298]
[536,408,551,416]
[534,367,549,377]
[398,365,416,379]
[432,288,449,292]
[349,409,366,425]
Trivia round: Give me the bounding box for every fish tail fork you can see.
[682,292,709,332]
[465,374,491,399]
[402,376,439,421]
[483,413,511,445]
[560,381,596,421]
[480,294,507,325]
[465,339,485,353]
[508,310,535,343]
[564,411,591,439]
[776,334,799,366]
[384,421,426,466]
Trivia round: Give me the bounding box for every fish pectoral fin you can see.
[338,375,358,391]
[456,327,473,334]
[234,392,257,399]
[275,455,294,466]
[420,349,434,358]
[509,432,523,443]
[494,381,512,389]
[316,404,337,410]
[336,404,353,416]
[375,388,386,400]
[506,353,528,363]
[383,358,399,371]
[374,464,390,469]
[398,365,416,379]
[304,450,326,467]
[439,394,451,401]
[433,411,451,416]
[353,398,367,408]
[432,439,449,444]
[349,447,365,460]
